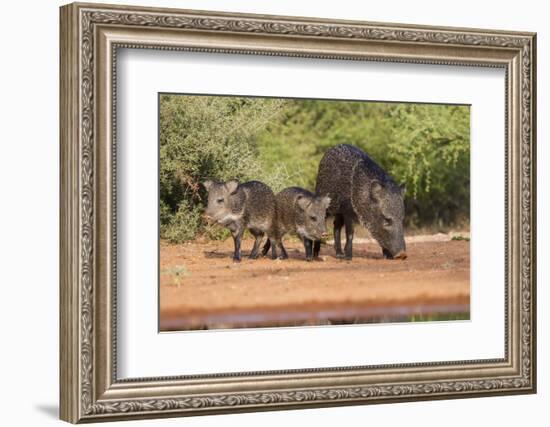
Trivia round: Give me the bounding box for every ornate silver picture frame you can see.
[60,2,536,423]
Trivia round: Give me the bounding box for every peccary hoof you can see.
[249,253,259,260]
[344,254,353,261]
[233,256,241,262]
[336,253,346,259]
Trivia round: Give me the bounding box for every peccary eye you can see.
[216,198,224,204]
[310,216,317,222]
[383,217,392,227]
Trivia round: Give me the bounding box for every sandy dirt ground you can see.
[160,234,470,331]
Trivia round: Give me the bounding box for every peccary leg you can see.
[249,231,264,260]
[333,214,345,258]
[231,227,244,262]
[343,216,354,260]
[275,239,288,260]
[261,239,271,257]
[313,240,321,258]
[270,239,278,260]
[304,238,314,262]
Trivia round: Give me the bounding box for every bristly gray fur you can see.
[264,187,330,261]
[203,180,277,261]
[275,187,330,241]
[315,144,406,260]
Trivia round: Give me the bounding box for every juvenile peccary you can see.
[202,180,276,262]
[315,144,407,260]
[262,188,331,261]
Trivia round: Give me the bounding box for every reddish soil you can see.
[160,236,470,331]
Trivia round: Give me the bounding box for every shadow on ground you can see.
[35,404,58,419]
[203,247,383,261]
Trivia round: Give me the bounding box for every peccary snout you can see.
[355,179,406,259]
[203,179,240,225]
[392,251,407,260]
[296,194,331,241]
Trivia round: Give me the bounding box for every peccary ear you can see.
[224,179,239,195]
[321,196,331,209]
[370,181,384,203]
[399,183,407,196]
[202,179,214,191]
[296,195,312,211]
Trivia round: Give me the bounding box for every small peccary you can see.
[202,180,276,262]
[315,144,407,260]
[262,187,331,261]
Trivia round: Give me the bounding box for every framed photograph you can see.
[60,2,537,423]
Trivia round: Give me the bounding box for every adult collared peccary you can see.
[202,180,276,262]
[315,144,407,260]
[261,187,331,261]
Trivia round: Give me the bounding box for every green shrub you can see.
[160,95,470,242]
[159,94,287,242]
[256,101,470,228]
[161,199,202,243]
[385,104,470,227]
